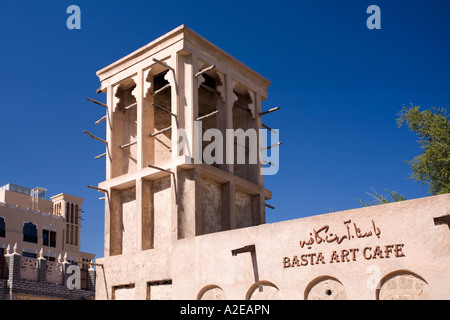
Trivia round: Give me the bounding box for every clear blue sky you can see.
[1,0,449,260]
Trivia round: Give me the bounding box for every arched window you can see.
[70,203,74,223]
[23,222,38,243]
[304,276,346,300]
[376,270,430,300]
[75,204,79,224]
[246,281,281,300]
[74,226,78,246]
[0,217,5,237]
[66,224,70,244]
[197,285,225,300]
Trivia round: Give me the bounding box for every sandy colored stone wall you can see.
[153,177,172,249]
[96,194,450,300]
[121,187,137,254]
[377,271,430,300]
[201,177,223,234]
[235,190,253,229]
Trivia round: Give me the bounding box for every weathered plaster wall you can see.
[153,71,172,164]
[177,169,197,239]
[235,190,253,229]
[96,194,450,300]
[120,187,137,254]
[200,177,223,234]
[153,177,171,249]
[377,271,430,300]
[305,277,346,300]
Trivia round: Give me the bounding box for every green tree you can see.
[397,104,450,195]
[357,188,407,207]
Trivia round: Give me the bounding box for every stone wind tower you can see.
[89,26,450,302]
[90,25,273,259]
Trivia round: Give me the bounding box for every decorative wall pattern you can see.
[20,257,38,281]
[46,261,63,284]
[195,270,431,300]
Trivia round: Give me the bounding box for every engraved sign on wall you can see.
[283,219,405,268]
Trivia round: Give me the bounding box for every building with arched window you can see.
[0,183,95,300]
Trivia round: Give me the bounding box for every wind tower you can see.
[87,25,277,258]
[31,187,46,211]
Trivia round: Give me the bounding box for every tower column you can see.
[134,70,144,170]
[95,25,272,253]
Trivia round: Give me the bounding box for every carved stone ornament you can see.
[20,257,38,281]
[230,80,239,106]
[131,75,139,101]
[216,71,226,103]
[143,67,153,99]
[46,261,63,284]
[247,89,255,119]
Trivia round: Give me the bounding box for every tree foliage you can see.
[357,188,407,207]
[397,104,450,195]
